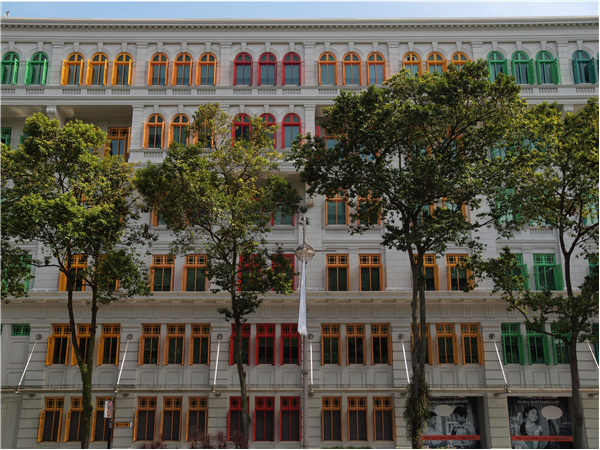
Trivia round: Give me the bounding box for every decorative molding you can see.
[239,104,245,114]
[540,40,547,51]
[289,42,295,52]
[205,42,211,52]
[73,42,79,53]
[372,42,378,53]
[491,41,498,52]
[456,41,462,51]
[263,104,269,113]
[157,42,163,53]
[577,40,583,50]
[516,41,522,51]
[181,42,187,53]
[122,42,127,53]
[432,41,438,52]
[407,42,414,52]
[265,42,271,53]
[178,104,183,114]
[348,42,354,52]
[324,42,330,52]
[37,41,44,52]
[241,42,246,53]
[97,42,103,53]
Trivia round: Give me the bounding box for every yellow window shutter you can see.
[59,272,67,291]
[86,60,92,85]
[57,411,63,442]
[453,335,459,365]
[164,337,169,365]
[46,336,54,365]
[189,335,193,365]
[133,410,139,441]
[115,334,120,366]
[138,337,144,365]
[143,122,148,149]
[161,122,165,149]
[160,410,165,437]
[103,60,108,86]
[147,62,152,86]
[111,62,117,86]
[97,336,104,366]
[172,62,176,86]
[91,412,97,441]
[433,265,439,291]
[478,335,484,365]
[79,60,84,86]
[165,64,169,87]
[185,411,189,441]
[127,127,132,149]
[167,122,172,145]
[196,60,200,85]
[37,411,45,442]
[64,410,71,441]
[127,60,133,86]
[61,60,68,85]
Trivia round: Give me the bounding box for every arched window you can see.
[170,114,189,145]
[535,52,559,85]
[87,53,108,86]
[233,114,251,141]
[261,114,276,147]
[112,53,132,86]
[319,53,337,85]
[282,114,301,149]
[427,53,446,75]
[450,52,469,71]
[148,53,168,86]
[572,51,596,84]
[283,53,300,86]
[25,52,48,85]
[487,52,507,82]
[234,53,252,86]
[144,114,165,149]
[403,53,421,77]
[61,53,84,86]
[343,53,361,85]
[259,53,276,86]
[511,52,533,85]
[367,53,385,84]
[197,53,216,86]
[1,52,19,85]
[173,54,192,86]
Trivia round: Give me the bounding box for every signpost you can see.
[105,400,114,449]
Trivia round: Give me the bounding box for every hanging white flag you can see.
[297,260,307,335]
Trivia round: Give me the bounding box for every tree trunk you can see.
[569,334,585,449]
[79,289,98,449]
[234,314,251,448]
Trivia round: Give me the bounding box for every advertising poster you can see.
[423,396,481,449]
[508,397,573,449]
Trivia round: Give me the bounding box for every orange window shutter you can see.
[143,122,148,149]
[189,336,193,365]
[453,335,459,365]
[37,411,45,442]
[138,337,144,365]
[160,410,165,436]
[61,60,68,85]
[161,122,165,148]
[103,60,108,85]
[127,59,133,86]
[57,411,63,442]
[196,60,200,85]
[148,62,152,86]
[468,270,474,289]
[91,412,97,441]
[478,335,484,365]
[97,336,104,365]
[172,62,176,86]
[86,60,92,85]
[185,411,190,441]
[64,410,71,441]
[133,410,139,441]
[111,62,117,86]
[152,210,158,227]
[115,334,120,365]
[59,272,67,291]
[46,336,54,365]
[79,60,85,86]
[433,265,439,291]
[165,64,169,87]
[167,122,172,145]
[164,337,169,365]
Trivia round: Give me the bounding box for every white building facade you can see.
[1,16,598,449]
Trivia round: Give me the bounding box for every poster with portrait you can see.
[507,397,573,449]
[423,396,481,449]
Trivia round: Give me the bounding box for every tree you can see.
[135,103,303,446]
[290,60,524,448]
[1,113,154,449]
[469,98,599,449]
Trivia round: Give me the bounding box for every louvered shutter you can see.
[160,122,165,149]
[127,59,133,86]
[64,411,72,442]
[589,58,597,84]
[554,264,564,291]
[323,411,332,440]
[138,337,144,365]
[46,336,54,365]
[24,60,32,85]
[185,411,190,441]
[477,335,484,365]
[527,59,535,84]
[172,62,176,86]
[452,335,459,365]
[37,411,45,442]
[517,334,526,365]
[147,62,152,86]
[86,60,92,85]
[333,409,342,440]
[572,59,580,84]
[189,336,194,365]
[487,60,494,82]
[133,410,139,441]
[57,411,63,442]
[111,62,117,85]
[61,60,68,85]
[97,336,104,365]
[160,411,167,440]
[550,59,560,84]
[542,336,551,365]
[281,411,289,440]
[91,412,97,441]
[143,122,148,149]
[167,122,172,146]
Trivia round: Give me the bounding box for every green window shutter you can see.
[589,58,597,84]
[11,61,19,85]
[542,336,551,365]
[552,337,558,365]
[510,60,516,78]
[502,60,508,76]
[517,334,526,365]
[501,336,508,364]
[41,60,48,85]
[572,59,580,84]
[24,60,32,85]
[551,59,560,84]
[553,264,564,291]
[488,60,494,82]
[527,60,535,85]
[520,263,529,290]
[534,266,541,291]
[527,336,533,365]
[535,60,542,84]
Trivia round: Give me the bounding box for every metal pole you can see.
[17,334,42,392]
[107,398,114,449]
[586,340,599,369]
[400,337,410,381]
[302,332,309,449]
[491,334,509,387]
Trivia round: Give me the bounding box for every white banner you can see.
[297,260,307,336]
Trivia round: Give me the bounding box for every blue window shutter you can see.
[588,58,597,84]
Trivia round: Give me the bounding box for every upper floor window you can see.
[451,52,469,70]
[149,53,168,86]
[25,52,49,85]
[261,113,276,147]
[107,127,130,160]
[533,254,563,291]
[112,53,132,86]
[572,51,597,84]
[427,52,445,74]
[319,53,337,85]
[283,52,300,85]
[487,52,507,82]
[511,52,533,85]
[282,113,301,149]
[367,52,385,84]
[61,53,84,86]
[343,53,361,85]
[403,52,421,77]
[259,53,276,86]
[446,254,471,291]
[150,255,174,291]
[535,51,559,85]
[170,114,189,145]
[197,53,216,86]
[59,254,87,292]
[144,114,165,149]
[1,127,11,146]
[1,52,19,85]
[87,53,108,86]
[234,53,252,86]
[233,113,251,142]
[173,53,192,86]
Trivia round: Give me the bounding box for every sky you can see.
[1,0,598,19]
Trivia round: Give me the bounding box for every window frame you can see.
[229,323,251,365]
[280,396,301,441]
[414,254,439,291]
[65,397,84,442]
[342,52,362,86]
[526,325,551,365]
[232,113,251,142]
[487,52,508,82]
[511,51,535,85]
[326,191,349,226]
[348,397,368,441]
[148,53,168,86]
[322,397,342,441]
[173,53,192,86]
[282,113,302,149]
[533,253,564,291]
[144,114,165,149]
[327,254,349,291]
[255,324,276,365]
[359,254,383,292]
[551,323,571,365]
[460,323,484,365]
[197,53,216,86]
[186,397,208,441]
[46,324,71,366]
[91,397,114,442]
[86,53,108,86]
[164,324,185,366]
[1,52,19,85]
[373,397,395,441]
[169,113,189,145]
[133,397,157,442]
[138,324,161,366]
[98,324,120,366]
[450,52,469,70]
[403,52,421,77]
[160,397,183,441]
[183,254,207,292]
[254,397,275,441]
[501,323,526,365]
[59,254,87,292]
[367,52,385,84]
[258,53,277,86]
[411,323,433,365]
[283,52,301,86]
[112,53,132,86]
[1,127,12,146]
[446,254,471,291]
[228,396,244,439]
[25,52,49,86]
[260,113,277,148]
[371,324,391,365]
[281,323,301,365]
[38,397,64,443]
[189,324,210,365]
[70,323,92,365]
[436,323,458,365]
[234,53,253,86]
[150,255,174,292]
[322,324,341,365]
[427,52,446,74]
[61,53,85,86]
[572,50,597,84]
[346,324,366,365]
[535,51,560,85]
[319,52,337,86]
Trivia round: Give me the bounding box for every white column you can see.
[304,43,315,86]
[135,43,148,86]
[220,43,232,86]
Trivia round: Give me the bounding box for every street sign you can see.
[104,401,113,419]
[113,422,131,428]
